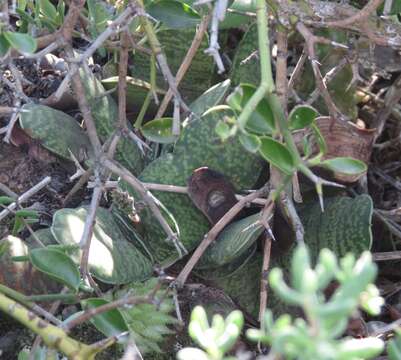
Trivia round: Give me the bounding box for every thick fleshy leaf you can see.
[321,157,367,175]
[39,0,57,19]
[197,213,264,269]
[128,106,264,265]
[147,0,200,29]
[288,105,318,130]
[231,24,260,86]
[189,80,231,117]
[141,118,178,144]
[3,31,37,53]
[29,247,80,291]
[259,137,295,175]
[51,207,153,284]
[239,133,261,153]
[81,298,128,337]
[19,103,93,162]
[208,195,374,318]
[0,34,10,56]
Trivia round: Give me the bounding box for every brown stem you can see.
[323,0,383,28]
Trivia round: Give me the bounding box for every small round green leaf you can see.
[147,0,200,29]
[29,248,80,291]
[241,84,275,134]
[141,118,178,143]
[321,157,367,175]
[288,105,318,130]
[239,133,261,153]
[226,86,243,112]
[3,31,37,53]
[259,137,295,175]
[215,120,231,141]
[81,298,129,338]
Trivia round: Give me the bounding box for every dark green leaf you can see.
[51,207,153,284]
[81,298,129,337]
[3,31,37,53]
[259,137,295,175]
[29,248,80,290]
[239,133,261,153]
[198,213,263,268]
[220,0,256,29]
[141,118,178,144]
[288,105,318,130]
[20,104,93,162]
[0,34,10,56]
[189,80,231,117]
[321,157,367,175]
[81,69,145,175]
[147,0,200,29]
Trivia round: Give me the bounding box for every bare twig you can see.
[322,0,383,28]
[103,158,185,255]
[259,236,272,322]
[375,73,401,141]
[0,177,51,221]
[205,0,228,73]
[63,294,150,332]
[373,251,401,261]
[155,13,212,118]
[133,0,191,116]
[296,22,344,121]
[88,181,268,205]
[48,6,137,104]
